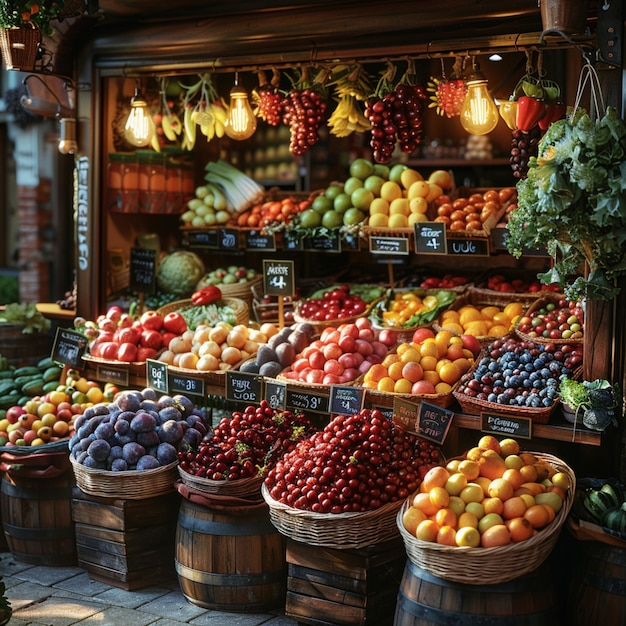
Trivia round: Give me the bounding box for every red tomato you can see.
[117,342,138,362]
[140,310,164,331]
[140,329,163,350]
[163,312,187,335]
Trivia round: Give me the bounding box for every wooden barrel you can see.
[175,498,286,612]
[1,472,77,566]
[565,539,626,625]
[394,560,561,626]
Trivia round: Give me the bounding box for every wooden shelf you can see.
[406,158,511,168]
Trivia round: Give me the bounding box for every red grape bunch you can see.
[510,127,542,179]
[265,408,442,513]
[364,93,398,163]
[393,83,428,155]
[282,88,328,155]
[178,401,316,481]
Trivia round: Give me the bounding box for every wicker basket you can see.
[262,483,403,549]
[177,466,264,497]
[216,275,263,311]
[0,26,41,71]
[157,297,249,327]
[70,456,178,499]
[362,381,458,410]
[81,353,150,377]
[397,451,575,585]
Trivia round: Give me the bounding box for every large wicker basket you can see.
[0,26,41,71]
[217,275,263,311]
[177,466,264,498]
[157,296,249,327]
[397,451,576,585]
[262,483,403,549]
[70,456,178,499]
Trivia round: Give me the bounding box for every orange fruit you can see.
[458,511,479,529]
[435,507,458,529]
[415,519,439,542]
[480,524,511,548]
[506,516,534,543]
[419,355,438,372]
[422,466,451,491]
[436,525,458,546]
[487,478,514,501]
[412,492,439,517]
[457,459,480,481]
[429,487,451,510]
[519,464,539,483]
[502,496,528,520]
[438,361,461,385]
[524,504,551,529]
[482,497,504,516]
[402,506,428,535]
[501,468,524,490]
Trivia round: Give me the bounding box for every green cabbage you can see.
[156,251,205,296]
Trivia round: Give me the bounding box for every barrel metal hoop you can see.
[177,511,277,535]
[175,560,285,585]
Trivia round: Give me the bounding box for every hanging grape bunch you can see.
[364,62,400,163]
[510,126,542,179]
[282,66,328,155]
[252,68,285,126]
[393,62,428,154]
[427,57,467,118]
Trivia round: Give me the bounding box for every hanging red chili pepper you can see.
[516,95,545,132]
[538,102,567,131]
[191,285,222,306]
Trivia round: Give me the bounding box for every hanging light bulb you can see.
[459,61,499,135]
[124,84,155,147]
[58,118,78,155]
[224,73,257,141]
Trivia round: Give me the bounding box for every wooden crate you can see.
[285,537,406,626]
[71,487,179,590]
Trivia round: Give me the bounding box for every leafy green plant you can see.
[0,302,50,334]
[0,1,65,35]
[0,275,18,305]
[506,106,626,301]
[559,376,621,431]
[0,578,11,626]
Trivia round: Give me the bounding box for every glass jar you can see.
[107,153,124,213]
[120,153,139,213]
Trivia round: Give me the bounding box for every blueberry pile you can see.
[458,337,583,408]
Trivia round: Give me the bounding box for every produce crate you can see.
[71,487,179,590]
[284,537,405,626]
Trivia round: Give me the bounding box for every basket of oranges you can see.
[396,437,575,585]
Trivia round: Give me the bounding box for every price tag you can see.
[447,236,490,257]
[491,227,508,250]
[369,236,409,256]
[219,228,240,250]
[303,232,341,252]
[226,371,262,404]
[245,230,276,251]
[481,412,532,440]
[130,247,157,294]
[146,359,168,393]
[418,401,454,445]
[283,234,303,251]
[329,385,364,415]
[368,404,394,421]
[286,386,329,414]
[414,222,447,255]
[52,328,87,367]
[393,397,419,433]
[265,380,286,409]
[342,234,360,251]
[94,364,129,387]
[263,260,295,297]
[168,372,205,396]
[186,229,219,249]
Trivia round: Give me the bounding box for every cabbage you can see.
[156,251,205,296]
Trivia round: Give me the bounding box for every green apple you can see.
[322,210,344,229]
[349,158,375,180]
[324,184,344,200]
[389,163,408,184]
[299,209,322,228]
[343,207,366,226]
[312,195,333,215]
[343,176,364,196]
[363,175,386,196]
[333,193,353,214]
[373,163,390,179]
[351,187,374,211]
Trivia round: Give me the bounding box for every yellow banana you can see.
[161,115,177,142]
[150,133,161,152]
[183,107,196,149]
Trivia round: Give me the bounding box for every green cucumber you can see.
[601,503,626,534]
[36,356,57,370]
[599,483,622,508]
[13,366,42,378]
[42,381,60,393]
[0,393,21,410]
[42,366,63,383]
[14,374,42,387]
[584,489,617,522]
[0,370,15,380]
[21,379,45,396]
[0,381,18,396]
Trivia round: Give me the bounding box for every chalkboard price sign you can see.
[130,247,157,293]
[263,260,295,297]
[303,233,341,253]
[226,371,262,404]
[265,380,286,409]
[94,364,129,387]
[186,229,218,249]
[447,236,490,257]
[369,236,409,256]
[418,401,454,445]
[329,385,364,415]
[52,328,87,367]
[245,230,276,251]
[286,387,329,414]
[414,222,447,255]
[146,359,168,393]
[168,373,205,396]
[393,397,420,433]
[481,412,532,440]
[219,228,239,250]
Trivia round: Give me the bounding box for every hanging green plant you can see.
[0,1,65,35]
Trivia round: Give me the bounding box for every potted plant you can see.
[0,1,65,70]
[559,376,621,431]
[505,105,626,302]
[0,302,51,367]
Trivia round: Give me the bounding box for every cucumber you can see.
[14,374,42,387]
[0,393,21,410]
[42,366,63,383]
[21,379,45,396]
[13,366,42,378]
[0,381,18,396]
[42,381,60,393]
[37,356,57,370]
[0,370,15,380]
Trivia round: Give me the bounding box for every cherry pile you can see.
[517,298,584,341]
[282,88,328,155]
[365,83,427,163]
[265,408,442,513]
[510,127,542,179]
[298,284,368,321]
[458,337,583,408]
[178,401,316,481]
[254,86,284,126]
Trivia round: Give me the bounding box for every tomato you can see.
[140,310,164,331]
[116,342,138,362]
[140,329,163,350]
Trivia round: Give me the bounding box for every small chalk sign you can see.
[226,370,262,404]
[219,228,240,250]
[481,412,532,440]
[418,401,454,445]
[393,397,419,433]
[414,222,447,255]
[447,236,490,257]
[369,236,409,256]
[266,380,286,409]
[245,230,276,251]
[286,387,329,414]
[168,372,204,396]
[94,364,129,387]
[146,359,168,393]
[491,227,508,250]
[52,328,87,367]
[303,232,341,252]
[329,385,365,415]
[263,259,295,297]
[130,247,157,294]
[283,234,304,251]
[186,229,219,248]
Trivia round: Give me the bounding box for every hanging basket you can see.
[0,26,41,71]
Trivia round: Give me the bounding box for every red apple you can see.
[140,310,164,332]
[106,305,123,322]
[99,341,120,360]
[116,326,142,345]
[160,331,178,348]
[136,346,158,362]
[98,317,116,333]
[377,328,399,347]
[6,405,26,424]
[460,334,482,358]
[163,312,187,335]
[140,329,163,350]
[117,342,138,362]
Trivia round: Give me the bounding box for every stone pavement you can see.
[0,552,297,626]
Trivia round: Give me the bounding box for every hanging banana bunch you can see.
[159,77,183,143]
[326,63,372,137]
